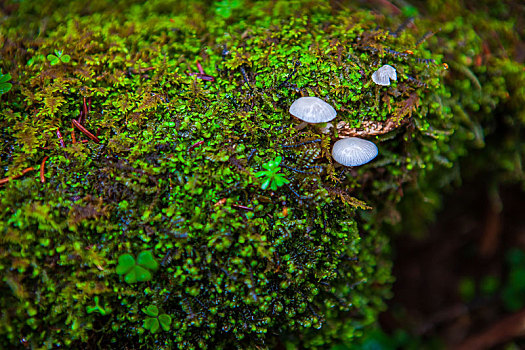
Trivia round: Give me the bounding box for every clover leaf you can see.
[143,305,172,333]
[86,296,111,316]
[255,156,290,191]
[47,50,71,65]
[116,251,159,284]
[0,71,12,95]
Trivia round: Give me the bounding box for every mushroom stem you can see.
[294,121,308,131]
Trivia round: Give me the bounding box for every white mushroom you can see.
[289,97,337,124]
[371,65,397,86]
[319,122,333,134]
[331,137,378,166]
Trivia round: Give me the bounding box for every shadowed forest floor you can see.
[383,179,525,349]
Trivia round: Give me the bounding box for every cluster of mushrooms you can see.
[287,64,397,168]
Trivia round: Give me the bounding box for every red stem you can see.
[196,61,204,74]
[72,119,100,143]
[72,124,76,144]
[82,97,88,124]
[40,156,49,183]
[0,167,35,185]
[232,204,254,211]
[188,140,204,153]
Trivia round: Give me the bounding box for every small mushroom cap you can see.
[331,137,378,166]
[289,97,337,123]
[371,64,397,86]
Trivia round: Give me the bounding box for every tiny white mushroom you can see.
[371,64,397,86]
[319,122,333,134]
[289,96,337,124]
[331,137,378,166]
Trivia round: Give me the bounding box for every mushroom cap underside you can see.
[371,64,397,86]
[289,96,337,123]
[331,137,378,166]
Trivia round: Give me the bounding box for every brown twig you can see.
[0,167,35,185]
[72,119,100,143]
[40,156,49,183]
[232,204,254,211]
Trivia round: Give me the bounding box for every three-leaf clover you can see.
[86,296,111,316]
[254,156,290,191]
[0,71,12,95]
[143,305,172,333]
[47,50,71,65]
[116,250,159,284]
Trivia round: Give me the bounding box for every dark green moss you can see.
[1,0,522,349]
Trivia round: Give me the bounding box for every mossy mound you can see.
[1,0,456,348]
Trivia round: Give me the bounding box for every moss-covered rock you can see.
[3,0,522,348]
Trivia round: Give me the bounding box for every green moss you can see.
[1,0,522,348]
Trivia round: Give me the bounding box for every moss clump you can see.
[0,0,473,348]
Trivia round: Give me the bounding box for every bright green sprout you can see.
[143,305,172,333]
[27,54,45,66]
[86,296,111,315]
[0,71,12,95]
[47,50,71,65]
[116,251,159,284]
[255,156,290,191]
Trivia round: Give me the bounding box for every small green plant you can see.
[86,296,111,315]
[0,71,12,95]
[116,251,159,284]
[47,50,70,65]
[27,53,45,66]
[255,156,290,190]
[142,305,172,333]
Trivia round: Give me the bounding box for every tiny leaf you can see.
[133,265,153,282]
[0,83,12,95]
[144,317,160,333]
[261,178,271,190]
[124,268,138,284]
[137,250,159,271]
[158,314,172,331]
[116,254,135,275]
[0,73,11,83]
[144,305,159,317]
